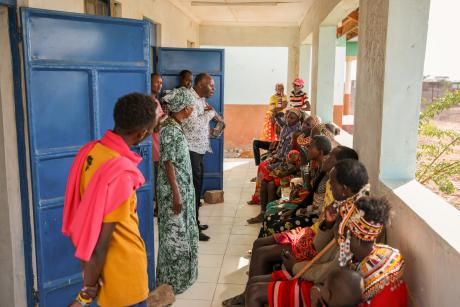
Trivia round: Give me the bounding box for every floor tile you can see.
[173,299,212,307]
[197,266,221,283]
[231,224,260,236]
[218,255,250,284]
[205,216,235,225]
[175,282,217,301]
[225,243,253,256]
[211,206,237,217]
[229,234,258,246]
[198,254,224,268]
[199,242,228,255]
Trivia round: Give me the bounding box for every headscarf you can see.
[286,107,301,120]
[293,78,305,86]
[162,87,193,113]
[306,114,321,127]
[287,149,301,166]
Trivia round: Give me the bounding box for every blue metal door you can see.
[21,8,154,305]
[156,47,225,193]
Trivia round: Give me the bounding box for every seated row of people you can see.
[224,108,408,306]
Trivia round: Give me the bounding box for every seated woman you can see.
[222,158,368,307]
[244,268,364,307]
[258,135,332,236]
[264,195,407,307]
[263,146,359,262]
[248,108,301,205]
[247,150,301,224]
[261,83,288,142]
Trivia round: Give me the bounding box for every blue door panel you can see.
[30,69,92,152]
[157,49,223,74]
[97,71,148,136]
[29,15,147,64]
[22,8,154,306]
[157,47,224,194]
[37,156,74,201]
[39,207,80,283]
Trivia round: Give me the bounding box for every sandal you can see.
[250,177,257,182]
[246,200,259,205]
[247,213,264,224]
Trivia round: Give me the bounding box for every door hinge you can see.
[32,288,39,304]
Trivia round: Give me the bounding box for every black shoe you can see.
[199,224,209,231]
[199,232,210,241]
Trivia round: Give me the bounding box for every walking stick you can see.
[290,239,337,280]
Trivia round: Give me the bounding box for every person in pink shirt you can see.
[151,73,165,215]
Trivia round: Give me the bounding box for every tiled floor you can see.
[154,159,260,307]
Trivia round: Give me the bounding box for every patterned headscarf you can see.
[306,115,321,127]
[162,87,193,113]
[286,107,301,120]
[287,149,301,165]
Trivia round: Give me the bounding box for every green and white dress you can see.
[156,117,199,294]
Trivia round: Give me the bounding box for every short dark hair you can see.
[113,93,156,133]
[312,135,332,155]
[179,70,192,78]
[334,159,369,193]
[355,196,391,226]
[335,146,359,161]
[151,73,161,79]
[194,73,211,86]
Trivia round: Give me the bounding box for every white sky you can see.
[424,0,460,80]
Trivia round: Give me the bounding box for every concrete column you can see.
[287,43,300,90]
[353,0,430,188]
[343,56,354,115]
[0,6,28,306]
[299,44,312,95]
[310,27,319,114]
[333,37,346,127]
[315,26,336,123]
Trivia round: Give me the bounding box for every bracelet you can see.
[75,292,92,306]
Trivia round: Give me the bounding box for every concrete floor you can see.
[154,159,260,307]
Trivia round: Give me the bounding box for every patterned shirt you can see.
[182,88,216,154]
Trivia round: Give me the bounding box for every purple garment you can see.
[275,122,301,160]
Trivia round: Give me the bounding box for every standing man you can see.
[178,70,193,89]
[182,73,222,241]
[151,73,165,216]
[63,93,159,307]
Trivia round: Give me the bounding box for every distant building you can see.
[422,77,460,103]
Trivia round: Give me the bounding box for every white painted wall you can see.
[202,46,288,105]
[19,0,200,48]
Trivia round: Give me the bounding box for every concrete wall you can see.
[0,6,27,306]
[18,0,200,47]
[210,46,289,105]
[200,25,300,85]
[381,181,460,307]
[224,105,266,149]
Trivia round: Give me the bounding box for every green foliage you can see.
[416,90,460,194]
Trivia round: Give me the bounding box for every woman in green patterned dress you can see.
[156,87,199,294]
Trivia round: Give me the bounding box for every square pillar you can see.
[299,44,312,95]
[316,26,336,123]
[333,37,346,127]
[353,0,430,187]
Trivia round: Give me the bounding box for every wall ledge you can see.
[381,179,460,255]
